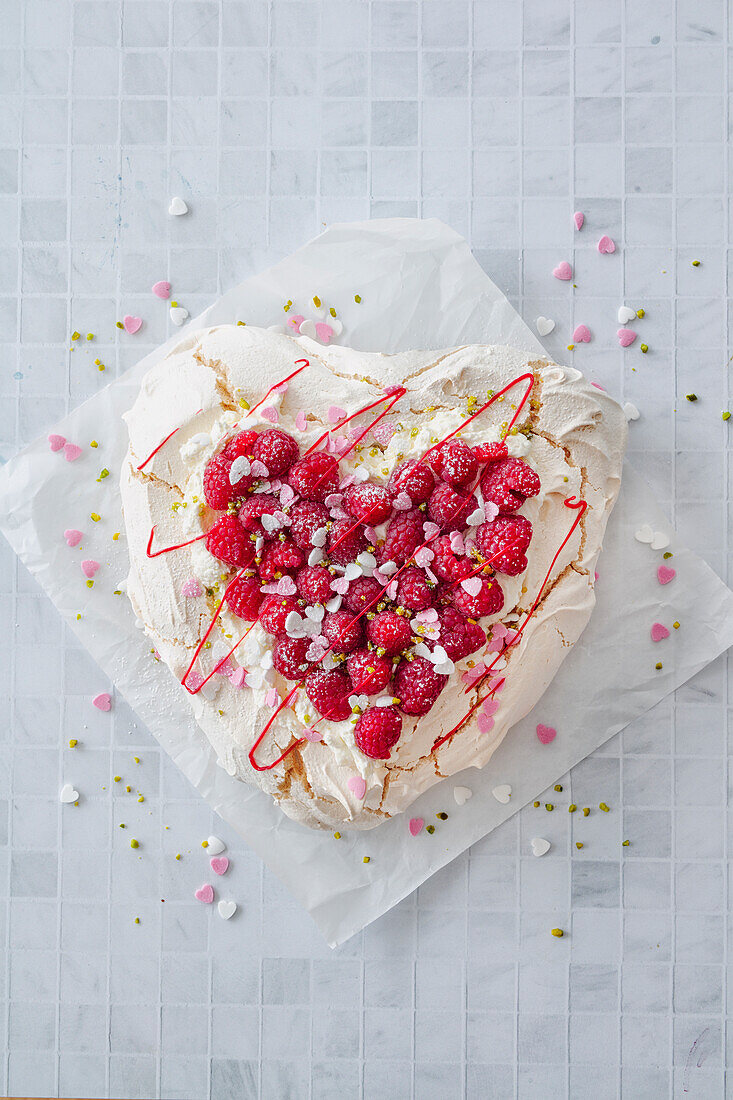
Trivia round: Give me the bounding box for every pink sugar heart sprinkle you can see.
[210,856,229,876]
[409,817,424,837]
[265,688,279,707]
[123,314,143,334]
[372,421,396,447]
[651,622,670,642]
[92,692,111,712]
[657,564,676,585]
[328,405,346,424]
[260,405,278,423]
[617,328,637,348]
[287,314,305,330]
[48,433,66,452]
[477,713,495,734]
[181,577,202,598]
[315,322,334,345]
[572,324,591,343]
[347,775,367,800]
[536,723,557,745]
[295,410,307,431]
[229,667,246,688]
[81,559,99,579]
[151,281,171,299]
[195,884,214,904]
[553,261,573,281]
[303,727,323,743]
[597,235,616,254]
[63,443,82,462]
[64,528,83,547]
[574,211,584,230]
[482,698,499,717]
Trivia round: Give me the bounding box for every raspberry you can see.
[322,609,363,654]
[222,429,258,461]
[253,428,298,477]
[481,457,540,514]
[346,649,393,694]
[225,575,264,620]
[205,516,255,568]
[387,459,435,505]
[305,667,352,722]
[259,594,299,637]
[435,440,478,489]
[431,535,473,583]
[344,482,393,524]
[296,564,333,605]
[432,607,485,661]
[354,706,402,759]
[288,451,340,502]
[203,454,237,510]
[343,575,383,615]
[476,515,533,576]
[395,566,434,611]
[473,440,508,465]
[258,539,304,582]
[449,575,504,619]
[367,610,413,656]
[238,493,280,532]
[393,655,447,716]
[327,518,367,565]
[289,501,329,550]
[272,637,311,680]
[427,482,477,531]
[382,508,424,565]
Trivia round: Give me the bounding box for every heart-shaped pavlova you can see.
[121,326,626,829]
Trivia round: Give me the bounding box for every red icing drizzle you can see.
[304,386,407,457]
[244,358,310,419]
[432,495,588,752]
[146,526,207,558]
[136,408,204,471]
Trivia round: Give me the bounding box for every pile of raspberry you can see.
[200,425,540,762]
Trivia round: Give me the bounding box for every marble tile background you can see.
[0,0,731,1097]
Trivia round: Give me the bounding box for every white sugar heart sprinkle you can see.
[422,521,440,541]
[217,900,237,920]
[60,783,79,804]
[617,305,636,324]
[308,548,324,567]
[492,784,512,804]
[261,513,281,534]
[392,491,412,511]
[311,526,328,548]
[229,455,251,483]
[168,195,188,215]
[206,836,226,855]
[466,507,485,527]
[170,305,189,326]
[531,837,551,857]
[378,559,397,576]
[536,316,555,336]
[298,318,317,338]
[305,604,324,622]
[250,459,269,477]
[325,595,342,612]
[461,576,483,597]
[454,786,472,806]
[650,531,670,550]
[623,402,640,422]
[634,524,654,544]
[343,563,362,581]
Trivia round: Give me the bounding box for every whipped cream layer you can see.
[120,325,627,830]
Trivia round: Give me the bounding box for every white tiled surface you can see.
[1,1,731,1097]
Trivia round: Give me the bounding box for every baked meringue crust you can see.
[120,325,627,830]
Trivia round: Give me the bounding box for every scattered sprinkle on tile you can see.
[550,928,564,938]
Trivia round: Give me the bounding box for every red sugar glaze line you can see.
[146,526,207,558]
[433,496,588,751]
[181,568,262,695]
[248,685,305,772]
[244,359,310,419]
[136,408,204,471]
[304,387,407,457]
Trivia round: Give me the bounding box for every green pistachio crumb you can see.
[333,831,341,839]
[554,784,563,792]
[550,928,564,938]
[362,855,370,863]
[622,840,630,847]
[582,807,590,817]
[545,803,554,812]
[685,393,698,402]
[436,812,448,820]
[692,259,701,267]
[130,838,139,849]
[640,343,648,353]
[599,802,610,812]
[426,824,435,834]
[533,800,540,808]
[568,804,577,813]
[576,841,583,849]
[655,661,663,669]
[723,411,731,421]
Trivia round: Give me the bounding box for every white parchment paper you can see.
[1,218,732,947]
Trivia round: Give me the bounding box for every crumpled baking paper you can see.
[1,218,732,948]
